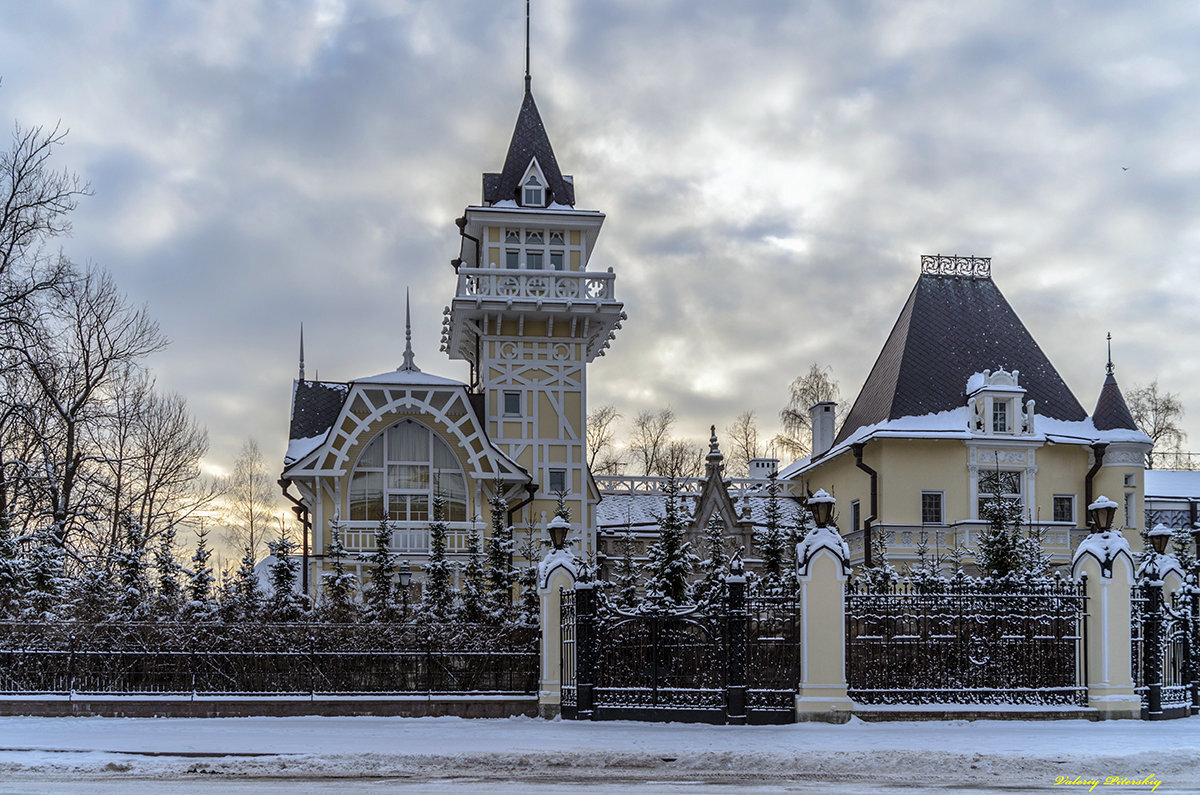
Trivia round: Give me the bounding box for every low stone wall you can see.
[0,695,538,719]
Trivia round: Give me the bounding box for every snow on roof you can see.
[1145,469,1200,500]
[284,434,327,465]
[781,407,1151,479]
[354,369,465,387]
[596,490,805,531]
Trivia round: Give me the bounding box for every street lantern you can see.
[398,560,412,588]
[548,515,570,550]
[808,489,836,528]
[1148,524,1173,556]
[1087,495,1118,533]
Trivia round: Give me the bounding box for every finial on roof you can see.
[1106,331,1113,376]
[298,323,305,382]
[525,0,532,92]
[705,424,724,477]
[400,289,420,372]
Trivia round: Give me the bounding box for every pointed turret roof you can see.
[483,88,575,207]
[1092,339,1138,431]
[835,266,1087,445]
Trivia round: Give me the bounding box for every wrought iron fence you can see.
[0,621,538,696]
[562,580,802,724]
[1131,586,1195,717]
[845,578,1087,705]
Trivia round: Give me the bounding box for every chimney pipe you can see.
[810,401,837,457]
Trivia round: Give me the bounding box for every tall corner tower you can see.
[441,84,624,552]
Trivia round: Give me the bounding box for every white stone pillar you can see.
[537,546,578,718]
[1072,526,1141,719]
[794,521,854,723]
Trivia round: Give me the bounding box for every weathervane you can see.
[525,0,532,92]
[1106,332,1113,376]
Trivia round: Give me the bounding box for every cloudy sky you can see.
[4,0,1200,489]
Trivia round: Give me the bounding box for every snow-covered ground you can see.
[0,714,1197,792]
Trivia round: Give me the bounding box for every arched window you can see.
[349,420,468,523]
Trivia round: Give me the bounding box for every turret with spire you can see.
[1093,332,1138,431]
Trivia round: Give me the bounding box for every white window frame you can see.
[977,469,1023,518]
[1052,494,1075,524]
[523,174,544,206]
[850,499,861,532]
[549,468,567,494]
[921,491,945,525]
[502,391,522,416]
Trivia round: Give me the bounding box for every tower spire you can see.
[400,289,420,372]
[298,323,305,382]
[524,0,532,92]
[1106,331,1113,376]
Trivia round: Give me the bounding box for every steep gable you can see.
[836,265,1087,444]
[483,88,575,207]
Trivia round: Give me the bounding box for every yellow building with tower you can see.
[280,80,622,594]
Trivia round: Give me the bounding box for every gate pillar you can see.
[537,544,578,718]
[1072,526,1140,720]
[725,559,748,725]
[794,518,854,723]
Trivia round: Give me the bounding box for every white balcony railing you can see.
[339,523,478,556]
[455,267,615,303]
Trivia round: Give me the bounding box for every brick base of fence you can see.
[0,695,538,719]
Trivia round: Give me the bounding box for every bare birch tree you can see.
[226,438,276,561]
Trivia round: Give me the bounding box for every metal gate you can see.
[561,579,801,724]
[1132,585,1198,719]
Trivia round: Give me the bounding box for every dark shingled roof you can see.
[835,273,1087,444]
[1093,372,1138,431]
[289,380,348,442]
[483,88,575,207]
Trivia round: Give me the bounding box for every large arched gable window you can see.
[349,420,468,523]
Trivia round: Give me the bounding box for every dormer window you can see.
[523,175,544,206]
[992,401,1009,433]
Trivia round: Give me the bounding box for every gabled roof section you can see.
[835,268,1087,444]
[289,380,349,442]
[483,88,575,207]
[1093,371,1138,431]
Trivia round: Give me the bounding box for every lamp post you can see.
[398,560,412,620]
[808,489,836,529]
[1087,495,1118,534]
[547,515,570,551]
[1143,524,1173,719]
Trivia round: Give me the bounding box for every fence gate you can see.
[1132,585,1198,720]
[560,580,801,724]
[845,578,1088,706]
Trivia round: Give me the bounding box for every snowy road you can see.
[0,714,1196,792]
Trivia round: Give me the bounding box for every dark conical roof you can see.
[835,272,1087,444]
[482,88,575,207]
[1093,371,1138,431]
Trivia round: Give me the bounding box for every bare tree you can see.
[226,438,276,561]
[725,411,760,477]
[7,266,166,548]
[586,403,623,475]
[1129,380,1187,469]
[657,438,703,479]
[776,363,845,458]
[629,408,676,476]
[0,116,89,323]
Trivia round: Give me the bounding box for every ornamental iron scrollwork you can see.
[920,254,991,279]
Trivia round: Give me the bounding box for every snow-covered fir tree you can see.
[152,522,185,618]
[362,517,398,622]
[612,524,640,611]
[862,526,899,590]
[113,512,151,619]
[976,495,1025,579]
[692,513,728,610]
[643,477,698,607]
[224,546,263,622]
[905,527,947,593]
[183,527,217,620]
[0,516,23,617]
[484,483,515,620]
[23,532,68,619]
[266,534,306,622]
[753,475,787,595]
[419,494,454,624]
[457,517,486,623]
[67,557,113,622]
[319,523,358,622]
[514,524,541,627]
